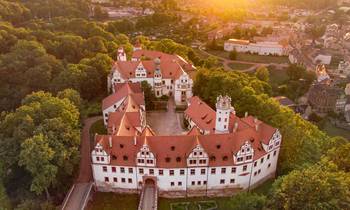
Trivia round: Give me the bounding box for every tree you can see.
[57,88,82,108]
[0,40,64,111]
[269,161,350,210]
[229,50,237,60]
[255,66,270,82]
[19,134,57,198]
[141,81,155,110]
[93,5,108,20]
[325,142,350,172]
[193,68,328,174]
[202,56,218,69]
[0,91,80,196]
[228,192,266,210]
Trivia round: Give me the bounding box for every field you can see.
[207,50,289,64]
[89,119,107,135]
[227,62,255,70]
[267,66,289,85]
[87,193,139,210]
[321,120,350,140]
[87,179,275,210]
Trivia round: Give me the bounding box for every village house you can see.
[92,90,282,197]
[337,60,350,77]
[108,48,194,105]
[224,39,289,56]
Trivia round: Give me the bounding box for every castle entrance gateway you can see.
[138,176,158,210]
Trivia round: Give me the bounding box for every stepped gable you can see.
[112,59,185,80]
[95,123,276,168]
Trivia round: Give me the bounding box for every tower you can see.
[117,47,127,61]
[215,95,234,133]
[153,58,163,97]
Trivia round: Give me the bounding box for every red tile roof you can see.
[102,83,142,110]
[132,50,195,72]
[112,59,185,80]
[96,125,276,167]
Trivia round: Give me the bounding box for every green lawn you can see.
[90,119,107,135]
[87,192,139,210]
[207,50,229,59]
[322,120,350,140]
[159,196,233,210]
[251,179,275,195]
[206,50,289,64]
[236,53,289,64]
[267,66,289,85]
[228,62,255,70]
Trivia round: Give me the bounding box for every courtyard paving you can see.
[146,99,187,135]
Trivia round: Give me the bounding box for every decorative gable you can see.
[135,63,147,78]
[187,144,209,166]
[234,141,254,164]
[136,142,156,166]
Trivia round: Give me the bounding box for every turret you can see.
[117,47,127,61]
[153,58,163,97]
[215,95,234,133]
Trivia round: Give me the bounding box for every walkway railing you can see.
[138,184,158,210]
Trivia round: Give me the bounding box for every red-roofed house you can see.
[92,93,282,197]
[108,48,194,105]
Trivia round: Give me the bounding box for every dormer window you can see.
[165,157,171,162]
[222,156,228,161]
[176,157,181,162]
[112,155,117,160]
[216,145,221,149]
[120,144,124,148]
[210,156,216,161]
[171,146,175,151]
[123,155,128,161]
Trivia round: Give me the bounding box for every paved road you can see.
[62,116,102,210]
[141,185,156,210]
[147,98,186,135]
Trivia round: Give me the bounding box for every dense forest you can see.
[0,0,349,209]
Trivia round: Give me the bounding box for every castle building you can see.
[108,48,194,105]
[92,86,282,197]
[224,39,289,56]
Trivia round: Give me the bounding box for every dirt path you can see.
[62,116,102,210]
[77,116,103,183]
[198,45,288,72]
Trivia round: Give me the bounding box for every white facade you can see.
[102,97,126,125]
[91,131,281,196]
[224,39,288,56]
[314,54,332,65]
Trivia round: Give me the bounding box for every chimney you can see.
[233,122,238,132]
[254,117,259,131]
[112,124,116,135]
[245,112,248,117]
[134,136,137,146]
[108,136,112,148]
